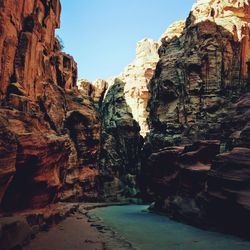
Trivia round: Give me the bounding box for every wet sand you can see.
[24,213,104,250]
[22,204,134,250]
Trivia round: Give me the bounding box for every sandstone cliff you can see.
[0,0,100,211]
[144,0,250,237]
[78,79,108,111]
[148,0,250,148]
[1,1,250,240]
[77,77,143,201]
[96,38,159,199]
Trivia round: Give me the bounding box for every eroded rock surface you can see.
[0,0,100,211]
[116,38,159,137]
[100,79,143,200]
[144,0,250,237]
[202,147,250,236]
[96,39,159,200]
[144,141,219,215]
[148,0,250,149]
[77,79,108,110]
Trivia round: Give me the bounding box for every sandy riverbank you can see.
[19,203,135,250]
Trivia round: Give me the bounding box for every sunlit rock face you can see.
[192,0,250,77]
[96,39,159,199]
[0,0,100,211]
[111,22,186,138]
[77,79,108,110]
[0,0,77,101]
[160,20,186,42]
[109,38,159,137]
[144,0,250,236]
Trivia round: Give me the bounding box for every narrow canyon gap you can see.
[0,0,250,249]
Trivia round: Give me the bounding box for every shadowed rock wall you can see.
[144,0,250,237]
[99,79,143,200]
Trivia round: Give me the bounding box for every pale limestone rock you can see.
[160,20,186,43]
[107,38,159,137]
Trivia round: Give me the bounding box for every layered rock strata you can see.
[0,0,100,211]
[203,147,250,237]
[144,0,250,237]
[148,0,250,149]
[144,141,250,237]
[145,141,220,217]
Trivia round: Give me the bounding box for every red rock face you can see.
[0,0,100,211]
[0,109,71,210]
[0,0,64,100]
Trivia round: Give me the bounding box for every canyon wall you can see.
[1,2,250,236]
[115,38,159,137]
[148,0,250,148]
[144,0,250,237]
[0,0,100,211]
[96,38,159,199]
[78,75,143,201]
[99,79,143,200]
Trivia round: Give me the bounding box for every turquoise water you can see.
[92,205,250,250]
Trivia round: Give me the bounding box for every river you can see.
[91,205,250,250]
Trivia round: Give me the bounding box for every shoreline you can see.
[0,202,136,250]
[82,205,137,250]
[2,202,250,249]
[24,203,136,250]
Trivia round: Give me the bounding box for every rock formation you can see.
[77,79,108,110]
[144,0,250,237]
[116,38,159,137]
[145,141,220,215]
[0,0,100,211]
[203,147,250,236]
[99,79,143,200]
[148,0,250,149]
[96,39,159,199]
[77,73,145,201]
[79,39,159,200]
[0,0,250,240]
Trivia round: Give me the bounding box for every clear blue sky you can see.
[56,0,195,81]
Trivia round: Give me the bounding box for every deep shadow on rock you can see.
[99,79,143,201]
[143,0,250,238]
